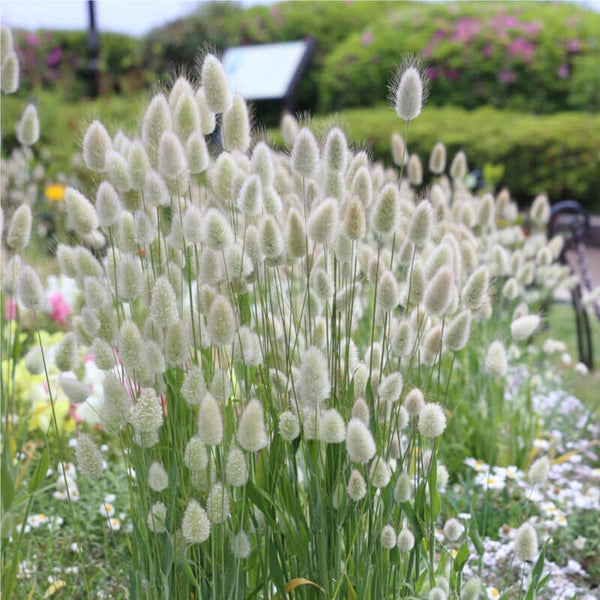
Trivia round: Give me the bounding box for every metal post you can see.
[88,0,100,97]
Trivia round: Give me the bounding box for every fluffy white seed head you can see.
[65,187,98,235]
[404,388,425,416]
[201,54,233,113]
[351,397,370,426]
[1,254,21,296]
[391,320,413,358]
[54,332,78,372]
[344,198,366,240]
[142,94,172,160]
[206,482,230,524]
[308,199,337,245]
[485,340,508,377]
[369,456,391,488]
[260,215,284,260]
[350,167,372,207]
[76,433,104,478]
[7,204,32,250]
[174,90,200,140]
[528,456,550,485]
[16,104,40,146]
[181,366,207,406]
[460,579,481,600]
[100,373,129,430]
[195,87,216,135]
[397,527,415,552]
[394,472,412,503]
[119,319,145,375]
[378,372,403,403]
[17,265,46,311]
[462,266,489,310]
[83,120,112,171]
[1,51,19,94]
[444,310,471,351]
[279,411,300,441]
[381,525,397,549]
[429,142,446,174]
[150,276,178,328]
[291,127,319,177]
[158,131,187,181]
[347,469,367,501]
[408,200,432,247]
[513,522,538,561]
[95,181,121,228]
[223,94,251,152]
[184,436,208,471]
[391,133,407,167]
[106,150,130,192]
[408,154,423,186]
[203,208,233,251]
[377,271,399,312]
[237,399,268,452]
[285,209,306,259]
[511,315,540,341]
[186,132,209,174]
[423,265,454,316]
[450,151,468,179]
[165,320,188,367]
[182,500,211,544]
[371,183,400,236]
[530,194,550,227]
[346,418,376,464]
[127,141,150,190]
[148,461,169,492]
[147,502,167,533]
[207,295,236,347]
[237,174,263,216]
[418,403,446,438]
[318,409,346,444]
[324,127,348,173]
[197,393,223,446]
[393,61,426,121]
[226,446,248,486]
[443,518,464,542]
[144,170,169,207]
[281,113,299,148]
[299,346,330,407]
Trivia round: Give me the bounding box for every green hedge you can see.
[314,105,600,210]
[319,2,600,114]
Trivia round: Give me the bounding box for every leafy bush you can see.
[13,29,147,98]
[319,2,600,114]
[315,105,600,209]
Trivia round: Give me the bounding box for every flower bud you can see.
[346,418,376,464]
[182,500,211,544]
[347,469,367,501]
[291,127,319,177]
[237,399,268,452]
[16,104,40,146]
[485,340,507,377]
[7,204,32,250]
[223,94,251,152]
[17,265,46,311]
[76,433,103,478]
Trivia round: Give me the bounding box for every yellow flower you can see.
[45,184,66,202]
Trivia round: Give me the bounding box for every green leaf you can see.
[1,448,15,510]
[238,292,252,325]
[160,534,173,577]
[453,542,470,573]
[469,518,484,556]
[29,447,50,494]
[525,539,549,600]
[268,540,286,596]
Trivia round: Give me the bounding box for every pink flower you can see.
[426,67,438,81]
[567,39,581,53]
[361,30,373,47]
[507,38,535,61]
[25,33,40,47]
[4,299,17,321]
[522,22,542,35]
[48,292,71,325]
[557,64,569,79]
[482,44,493,58]
[498,69,516,84]
[46,47,62,67]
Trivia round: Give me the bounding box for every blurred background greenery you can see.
[2,0,599,209]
